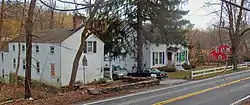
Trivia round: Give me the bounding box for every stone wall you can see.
[87,79,160,95]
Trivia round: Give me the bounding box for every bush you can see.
[191,64,196,69]
[157,66,177,72]
[182,63,192,70]
[244,56,250,62]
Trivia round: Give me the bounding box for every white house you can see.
[0,42,9,82]
[141,27,189,69]
[5,25,104,87]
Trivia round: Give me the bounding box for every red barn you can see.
[209,44,232,61]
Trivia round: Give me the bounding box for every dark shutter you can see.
[93,41,97,53]
[153,52,155,65]
[84,41,87,53]
[162,52,164,64]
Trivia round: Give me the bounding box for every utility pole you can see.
[137,0,143,72]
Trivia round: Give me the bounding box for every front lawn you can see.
[168,71,191,79]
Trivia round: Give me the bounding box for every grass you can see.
[192,67,249,80]
[167,67,249,80]
[168,71,191,79]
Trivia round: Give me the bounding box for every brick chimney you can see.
[72,12,77,31]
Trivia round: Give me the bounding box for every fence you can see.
[191,63,249,79]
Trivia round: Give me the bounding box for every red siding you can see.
[208,44,232,61]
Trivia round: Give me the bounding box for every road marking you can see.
[231,95,250,105]
[153,76,250,105]
[83,70,250,105]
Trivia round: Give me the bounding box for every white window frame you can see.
[12,44,15,51]
[36,61,40,73]
[23,59,26,70]
[22,44,25,52]
[159,52,163,64]
[35,45,39,53]
[154,52,158,65]
[13,58,16,69]
[87,41,93,53]
[50,46,55,54]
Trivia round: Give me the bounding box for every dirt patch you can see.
[0,83,56,103]
[2,77,159,105]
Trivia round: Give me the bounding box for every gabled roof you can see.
[0,42,8,52]
[167,47,178,52]
[10,25,84,43]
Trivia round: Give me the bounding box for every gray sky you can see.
[54,0,221,29]
[184,0,220,29]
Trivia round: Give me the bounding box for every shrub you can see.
[191,64,196,69]
[157,66,177,72]
[244,56,250,62]
[182,63,192,70]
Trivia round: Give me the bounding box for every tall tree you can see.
[221,0,250,70]
[25,0,37,99]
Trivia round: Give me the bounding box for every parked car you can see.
[104,65,128,80]
[127,68,168,80]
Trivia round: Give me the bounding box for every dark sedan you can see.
[127,68,168,80]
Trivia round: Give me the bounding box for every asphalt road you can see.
[82,70,250,105]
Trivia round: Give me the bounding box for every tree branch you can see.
[39,0,104,11]
[239,28,250,37]
[221,0,250,11]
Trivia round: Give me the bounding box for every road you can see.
[82,70,250,105]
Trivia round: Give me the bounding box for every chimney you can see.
[72,12,77,31]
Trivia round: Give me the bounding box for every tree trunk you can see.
[69,29,88,88]
[231,39,238,70]
[0,0,4,47]
[137,0,143,72]
[68,0,103,89]
[49,10,54,29]
[25,0,37,99]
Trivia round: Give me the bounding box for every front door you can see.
[167,52,172,64]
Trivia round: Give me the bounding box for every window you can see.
[155,52,158,64]
[36,61,40,73]
[51,63,55,77]
[159,52,163,64]
[35,45,39,53]
[50,46,55,54]
[85,41,97,53]
[23,59,26,70]
[226,48,230,52]
[87,41,93,52]
[2,69,4,78]
[22,45,25,52]
[13,58,16,69]
[12,44,15,51]
[218,55,222,60]
[1,53,3,62]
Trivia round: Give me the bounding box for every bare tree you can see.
[221,0,250,70]
[25,0,37,99]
